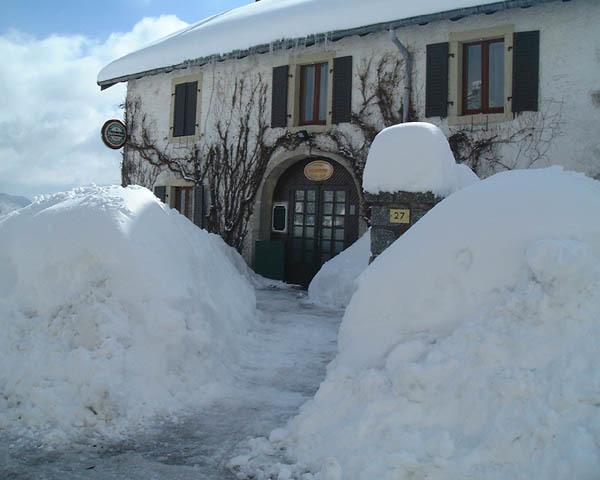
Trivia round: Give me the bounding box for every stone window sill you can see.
[447,111,512,127]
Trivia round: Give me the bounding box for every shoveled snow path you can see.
[0,286,341,479]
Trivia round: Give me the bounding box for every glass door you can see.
[319,188,347,264]
[287,186,349,286]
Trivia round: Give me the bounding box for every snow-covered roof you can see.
[98,0,551,87]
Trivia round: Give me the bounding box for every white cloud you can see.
[0,15,188,198]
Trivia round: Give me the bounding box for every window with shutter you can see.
[172,79,199,138]
[193,185,204,228]
[332,56,353,124]
[154,186,167,203]
[426,43,449,118]
[512,31,540,113]
[271,65,289,128]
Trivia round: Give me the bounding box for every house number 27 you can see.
[389,208,410,225]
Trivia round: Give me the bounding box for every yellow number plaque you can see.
[389,208,410,224]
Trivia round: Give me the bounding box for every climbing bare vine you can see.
[198,76,299,249]
[448,100,564,176]
[123,75,300,251]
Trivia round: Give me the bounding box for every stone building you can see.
[98,0,600,285]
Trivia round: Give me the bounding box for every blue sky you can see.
[0,0,248,38]
[0,0,249,199]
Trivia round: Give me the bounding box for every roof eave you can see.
[98,0,557,89]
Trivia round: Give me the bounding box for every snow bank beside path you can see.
[238,167,600,479]
[308,231,370,309]
[363,122,479,196]
[0,186,256,443]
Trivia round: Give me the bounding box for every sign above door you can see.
[304,160,334,182]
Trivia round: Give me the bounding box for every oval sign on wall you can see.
[101,119,127,150]
[304,160,334,182]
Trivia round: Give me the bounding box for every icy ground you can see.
[0,286,341,480]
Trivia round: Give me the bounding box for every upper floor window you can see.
[299,62,329,125]
[173,81,198,137]
[462,39,504,115]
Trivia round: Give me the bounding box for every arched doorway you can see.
[270,157,361,286]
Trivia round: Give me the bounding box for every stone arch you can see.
[250,146,366,275]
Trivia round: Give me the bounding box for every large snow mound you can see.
[238,167,600,479]
[98,0,500,83]
[308,230,370,309]
[363,122,479,196]
[0,192,30,217]
[0,186,256,442]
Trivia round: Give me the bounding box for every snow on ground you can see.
[98,0,500,83]
[308,230,370,309]
[363,122,479,196]
[237,167,600,479]
[0,192,30,217]
[0,287,342,480]
[0,185,257,443]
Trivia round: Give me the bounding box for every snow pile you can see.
[0,192,30,217]
[308,231,370,309]
[363,122,479,196]
[0,185,256,442]
[98,0,500,83]
[237,167,600,479]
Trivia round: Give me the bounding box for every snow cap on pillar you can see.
[363,122,478,197]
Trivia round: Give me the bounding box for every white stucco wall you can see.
[124,0,600,262]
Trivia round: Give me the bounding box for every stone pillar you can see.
[366,191,440,262]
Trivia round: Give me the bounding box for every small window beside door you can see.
[174,186,194,221]
[272,202,288,233]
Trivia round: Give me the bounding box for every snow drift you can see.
[237,167,600,479]
[363,122,479,196]
[0,186,256,442]
[307,230,370,309]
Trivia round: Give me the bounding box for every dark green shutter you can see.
[271,65,289,128]
[512,31,540,113]
[154,186,167,203]
[425,43,449,118]
[184,81,198,136]
[332,56,353,124]
[193,184,204,228]
[173,83,187,137]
